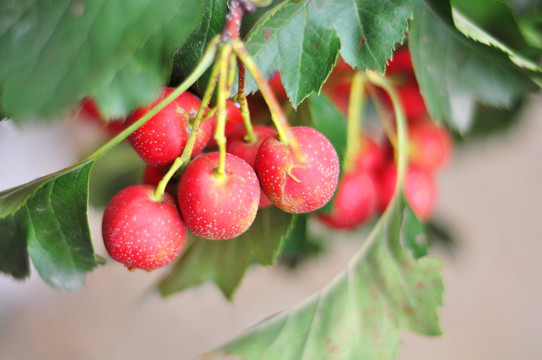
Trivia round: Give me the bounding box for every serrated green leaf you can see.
[214,194,442,360]
[330,0,413,72]
[244,0,340,106]
[451,0,542,71]
[170,0,227,96]
[408,0,538,132]
[243,0,412,107]
[0,162,99,289]
[0,0,202,121]
[157,206,293,300]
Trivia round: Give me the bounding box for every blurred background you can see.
[1,93,542,360]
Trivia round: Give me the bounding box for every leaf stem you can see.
[85,35,221,163]
[366,71,408,196]
[343,70,367,174]
[152,40,223,201]
[214,45,235,180]
[237,58,256,143]
[231,40,302,160]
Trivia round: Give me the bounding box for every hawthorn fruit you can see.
[177,152,260,240]
[102,185,187,271]
[255,126,340,213]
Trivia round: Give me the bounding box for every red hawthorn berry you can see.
[255,126,340,213]
[102,185,187,271]
[177,152,260,240]
[126,88,213,167]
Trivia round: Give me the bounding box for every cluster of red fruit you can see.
[96,88,339,271]
[318,47,452,230]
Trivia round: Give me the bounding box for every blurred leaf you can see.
[215,194,443,360]
[0,215,30,280]
[0,162,99,289]
[89,142,145,208]
[278,214,322,269]
[0,0,202,121]
[409,0,538,132]
[157,206,293,300]
[242,0,411,106]
[307,93,347,213]
[170,0,227,96]
[451,0,542,71]
[402,201,429,259]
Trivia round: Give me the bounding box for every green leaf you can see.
[0,162,99,290]
[451,0,542,71]
[157,206,293,300]
[278,214,322,269]
[214,194,443,360]
[243,0,412,107]
[0,0,203,121]
[0,215,30,280]
[330,0,413,72]
[170,0,227,96]
[307,92,347,213]
[244,0,340,106]
[409,0,538,132]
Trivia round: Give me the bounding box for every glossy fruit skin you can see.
[408,119,452,171]
[378,164,436,220]
[102,185,187,271]
[226,125,276,208]
[177,152,260,240]
[126,88,212,167]
[207,100,245,148]
[318,170,378,229]
[255,126,340,213]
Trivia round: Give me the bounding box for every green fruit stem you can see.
[232,40,304,162]
[237,59,257,143]
[86,35,220,164]
[343,70,367,174]
[366,71,408,195]
[153,42,225,201]
[214,45,235,180]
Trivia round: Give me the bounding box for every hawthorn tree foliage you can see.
[0,0,541,359]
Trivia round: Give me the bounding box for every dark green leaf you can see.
[278,214,322,269]
[307,93,347,213]
[0,215,30,280]
[451,0,542,71]
[0,162,99,290]
[409,0,538,132]
[243,0,412,107]
[0,0,203,120]
[215,191,443,360]
[157,206,293,300]
[401,200,429,259]
[244,0,340,106]
[170,0,227,95]
[330,0,413,72]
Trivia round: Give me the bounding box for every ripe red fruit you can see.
[177,152,260,240]
[378,83,427,121]
[207,100,245,148]
[408,119,452,171]
[255,126,340,213]
[142,165,177,196]
[126,88,212,167]
[78,98,125,136]
[356,136,385,173]
[386,47,414,77]
[226,125,277,208]
[102,185,187,271]
[378,164,436,220]
[318,170,378,229]
[268,72,288,100]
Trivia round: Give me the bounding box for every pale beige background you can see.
[1,94,541,359]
